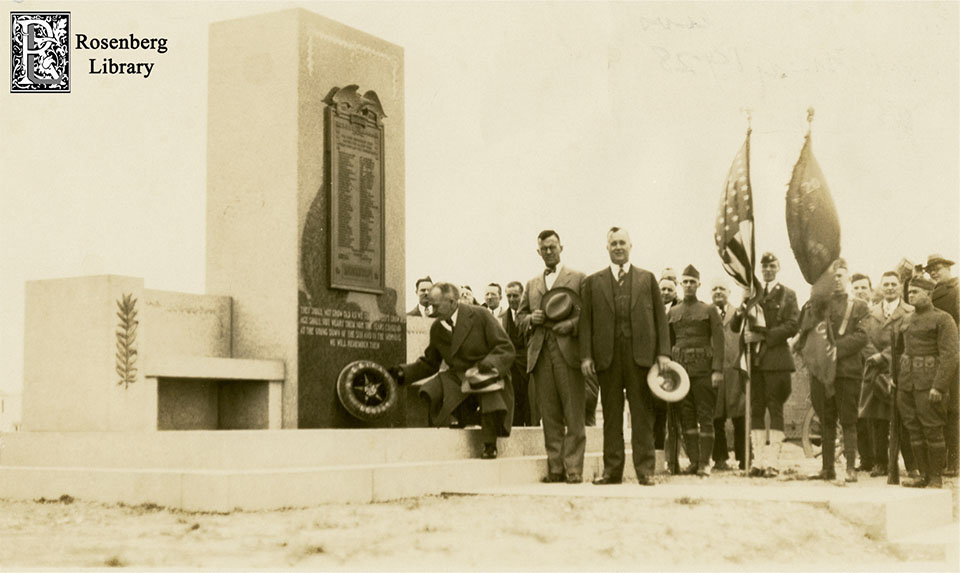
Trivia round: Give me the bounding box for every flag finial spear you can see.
[742,107,753,135]
[806,107,815,135]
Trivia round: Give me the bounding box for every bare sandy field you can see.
[0,474,940,571]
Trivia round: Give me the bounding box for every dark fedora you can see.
[541,287,581,322]
[925,253,956,270]
[462,366,504,393]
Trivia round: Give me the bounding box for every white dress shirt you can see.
[544,262,565,290]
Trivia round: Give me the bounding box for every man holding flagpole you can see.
[730,252,799,477]
[714,123,760,473]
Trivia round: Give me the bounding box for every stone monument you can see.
[206,10,406,428]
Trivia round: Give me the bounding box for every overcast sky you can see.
[1,1,958,396]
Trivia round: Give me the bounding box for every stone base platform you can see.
[0,427,602,512]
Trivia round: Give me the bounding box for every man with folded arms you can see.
[518,230,588,483]
[389,282,515,459]
[580,227,671,486]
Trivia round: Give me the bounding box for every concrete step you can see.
[0,426,602,470]
[0,454,555,512]
[888,522,960,563]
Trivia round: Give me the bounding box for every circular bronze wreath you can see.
[336,360,399,421]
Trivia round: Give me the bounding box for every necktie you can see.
[544,267,555,277]
[763,283,770,297]
[618,265,626,286]
[442,318,454,332]
[720,308,726,321]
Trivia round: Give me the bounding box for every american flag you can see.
[715,129,757,297]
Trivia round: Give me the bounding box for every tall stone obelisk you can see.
[207,9,405,428]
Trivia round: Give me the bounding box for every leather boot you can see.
[903,442,929,488]
[683,431,700,474]
[819,429,837,480]
[749,430,766,477]
[927,444,945,488]
[697,434,714,477]
[843,429,859,482]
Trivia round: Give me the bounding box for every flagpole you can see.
[743,112,753,474]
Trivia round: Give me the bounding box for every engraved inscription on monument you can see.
[326,85,386,293]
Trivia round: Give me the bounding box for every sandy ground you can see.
[2,467,957,571]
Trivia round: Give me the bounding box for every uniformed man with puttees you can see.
[668,264,725,476]
[897,273,959,488]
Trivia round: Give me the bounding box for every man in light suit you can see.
[860,270,915,477]
[407,276,433,317]
[710,280,746,470]
[518,230,588,483]
[580,227,671,485]
[390,282,515,459]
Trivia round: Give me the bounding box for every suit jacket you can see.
[406,305,428,317]
[932,277,959,326]
[401,303,516,434]
[501,308,528,373]
[579,265,671,371]
[517,265,586,372]
[715,302,745,417]
[730,282,800,371]
[859,299,912,419]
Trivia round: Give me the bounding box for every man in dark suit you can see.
[580,227,671,485]
[926,254,959,477]
[730,251,799,477]
[518,230,588,483]
[391,282,515,459]
[406,276,433,317]
[502,281,532,426]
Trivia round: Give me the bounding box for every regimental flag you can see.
[787,125,842,388]
[786,132,841,289]
[715,129,758,296]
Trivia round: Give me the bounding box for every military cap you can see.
[910,274,936,291]
[925,253,956,270]
[760,252,778,264]
[681,264,700,280]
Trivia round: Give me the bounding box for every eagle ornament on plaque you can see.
[326,85,387,294]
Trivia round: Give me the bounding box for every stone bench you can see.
[146,355,284,430]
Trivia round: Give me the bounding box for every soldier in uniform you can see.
[730,252,800,477]
[797,259,870,482]
[668,265,725,476]
[897,273,959,488]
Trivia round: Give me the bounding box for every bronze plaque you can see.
[326,85,386,293]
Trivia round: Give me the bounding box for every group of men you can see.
[395,236,959,489]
